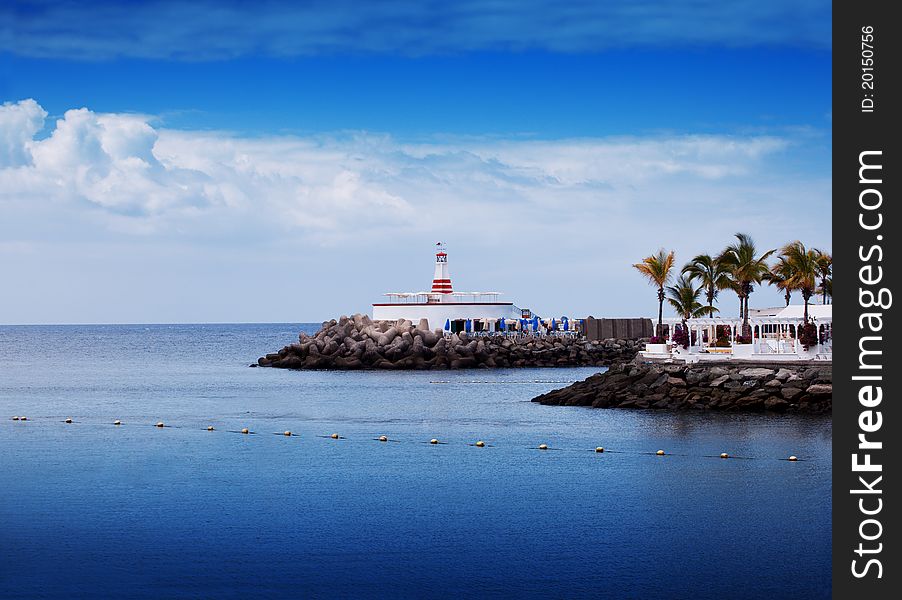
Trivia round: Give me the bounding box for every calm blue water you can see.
[1,324,831,599]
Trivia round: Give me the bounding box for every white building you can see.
[372,244,527,332]
[650,303,832,362]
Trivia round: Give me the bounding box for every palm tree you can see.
[818,277,832,304]
[781,241,819,322]
[814,249,832,304]
[718,233,776,335]
[633,249,675,337]
[681,254,731,317]
[766,256,795,306]
[667,275,715,329]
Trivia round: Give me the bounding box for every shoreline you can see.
[532,360,832,414]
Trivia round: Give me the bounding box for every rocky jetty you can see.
[257,314,640,370]
[532,361,832,414]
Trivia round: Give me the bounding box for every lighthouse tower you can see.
[431,242,453,295]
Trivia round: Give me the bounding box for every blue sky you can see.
[0,1,831,324]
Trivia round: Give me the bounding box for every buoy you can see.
[330,433,339,439]
[241,428,249,434]
[475,440,485,447]
[656,450,665,456]
[207,426,214,431]
[720,453,729,459]
[155,422,164,428]
[283,431,292,437]
[20,416,27,421]
[378,435,388,442]
[595,447,604,453]
[430,438,439,445]
[12,416,19,421]
[538,444,548,450]
[113,420,121,426]
[65,418,73,424]
[788,455,798,461]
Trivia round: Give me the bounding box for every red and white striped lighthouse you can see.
[432,242,453,294]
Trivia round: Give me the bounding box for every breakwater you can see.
[532,361,832,414]
[257,314,641,370]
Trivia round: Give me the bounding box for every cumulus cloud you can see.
[1,0,831,60]
[0,98,821,246]
[0,99,46,167]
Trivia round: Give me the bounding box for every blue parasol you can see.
[550,318,557,330]
[465,319,472,333]
[532,316,539,330]
[499,318,506,331]
[444,318,451,331]
[562,316,569,331]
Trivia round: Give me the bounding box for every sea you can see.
[0,324,832,599]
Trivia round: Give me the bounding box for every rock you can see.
[781,387,804,400]
[806,383,833,397]
[708,375,730,387]
[738,368,775,378]
[776,369,793,381]
[765,397,789,411]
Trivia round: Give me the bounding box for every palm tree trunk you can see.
[785,290,790,306]
[742,295,750,337]
[657,287,664,337]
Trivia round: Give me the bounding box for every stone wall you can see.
[256,314,642,370]
[532,361,832,414]
[584,317,655,341]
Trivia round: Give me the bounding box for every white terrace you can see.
[647,304,832,363]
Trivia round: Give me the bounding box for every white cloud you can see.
[0,99,46,167]
[0,99,831,323]
[1,99,802,241]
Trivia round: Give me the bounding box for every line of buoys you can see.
[7,417,806,462]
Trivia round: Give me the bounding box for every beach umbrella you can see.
[550,318,557,330]
[499,318,506,331]
[444,318,451,331]
[532,316,539,331]
[562,316,569,331]
[465,319,472,333]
